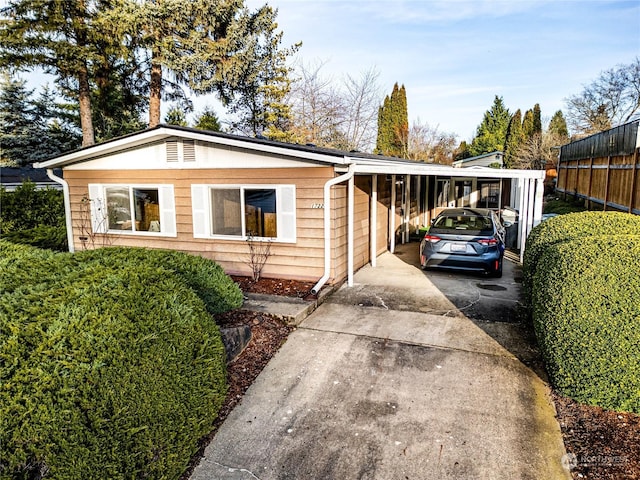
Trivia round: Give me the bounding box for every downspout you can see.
[311,162,356,295]
[46,169,75,253]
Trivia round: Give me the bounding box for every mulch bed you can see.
[180,282,297,479]
[183,277,640,480]
[231,275,317,299]
[553,393,640,479]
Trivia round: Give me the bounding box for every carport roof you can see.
[35,124,544,180]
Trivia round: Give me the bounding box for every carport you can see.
[330,157,545,288]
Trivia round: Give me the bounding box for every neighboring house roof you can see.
[0,166,62,191]
[35,125,541,180]
[452,151,504,167]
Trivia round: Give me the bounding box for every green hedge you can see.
[1,224,68,252]
[0,242,240,479]
[75,247,243,315]
[0,182,65,234]
[532,235,640,413]
[523,211,640,304]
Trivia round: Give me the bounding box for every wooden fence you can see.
[556,121,640,215]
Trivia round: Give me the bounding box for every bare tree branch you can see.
[565,57,640,136]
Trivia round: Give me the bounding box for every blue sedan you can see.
[420,208,506,277]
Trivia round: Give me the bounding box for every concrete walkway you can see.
[191,246,570,480]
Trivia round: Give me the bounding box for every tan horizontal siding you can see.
[65,167,335,282]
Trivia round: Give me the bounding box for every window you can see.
[435,179,450,208]
[243,189,277,237]
[478,181,500,209]
[88,184,176,236]
[455,180,473,207]
[192,184,296,243]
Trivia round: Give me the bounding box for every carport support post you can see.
[390,175,396,253]
[370,174,377,267]
[348,173,355,287]
[517,177,528,250]
[404,174,411,243]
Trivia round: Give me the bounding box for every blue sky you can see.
[248,0,640,140]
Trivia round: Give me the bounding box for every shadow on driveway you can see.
[190,243,570,480]
[392,242,546,380]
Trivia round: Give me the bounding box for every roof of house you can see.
[0,166,61,187]
[35,125,543,180]
[452,151,504,165]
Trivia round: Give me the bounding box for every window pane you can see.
[106,187,132,230]
[211,189,242,236]
[478,182,500,209]
[436,180,449,208]
[245,189,277,238]
[134,189,160,232]
[455,180,472,207]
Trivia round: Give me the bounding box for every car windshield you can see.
[431,214,494,236]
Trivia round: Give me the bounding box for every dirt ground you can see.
[183,277,639,480]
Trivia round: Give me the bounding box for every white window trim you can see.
[191,184,296,243]
[88,183,177,237]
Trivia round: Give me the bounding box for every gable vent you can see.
[183,140,196,162]
[166,140,179,162]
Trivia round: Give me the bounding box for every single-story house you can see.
[452,151,504,169]
[35,125,545,292]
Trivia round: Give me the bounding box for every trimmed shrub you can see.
[1,224,68,251]
[0,243,235,479]
[532,235,640,413]
[523,211,640,304]
[75,247,243,315]
[0,181,64,234]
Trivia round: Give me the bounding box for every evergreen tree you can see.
[0,75,81,165]
[223,6,300,140]
[522,109,535,139]
[532,103,542,136]
[468,95,511,156]
[31,85,82,159]
[0,1,122,146]
[0,74,35,165]
[89,47,147,142]
[116,0,294,130]
[548,110,569,141]
[164,105,188,127]
[375,83,408,157]
[454,141,472,161]
[503,109,525,168]
[193,107,222,132]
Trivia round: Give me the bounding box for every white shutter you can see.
[277,185,296,243]
[88,184,107,234]
[191,185,211,238]
[158,185,176,236]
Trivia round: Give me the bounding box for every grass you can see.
[543,196,587,215]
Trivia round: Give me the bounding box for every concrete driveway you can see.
[191,243,570,480]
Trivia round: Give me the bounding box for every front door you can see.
[454,179,474,207]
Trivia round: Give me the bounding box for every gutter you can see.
[311,162,356,295]
[44,168,75,253]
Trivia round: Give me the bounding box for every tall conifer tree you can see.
[0,0,119,146]
[549,110,569,140]
[468,95,511,156]
[532,103,542,136]
[522,109,535,139]
[503,109,525,168]
[375,82,408,157]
